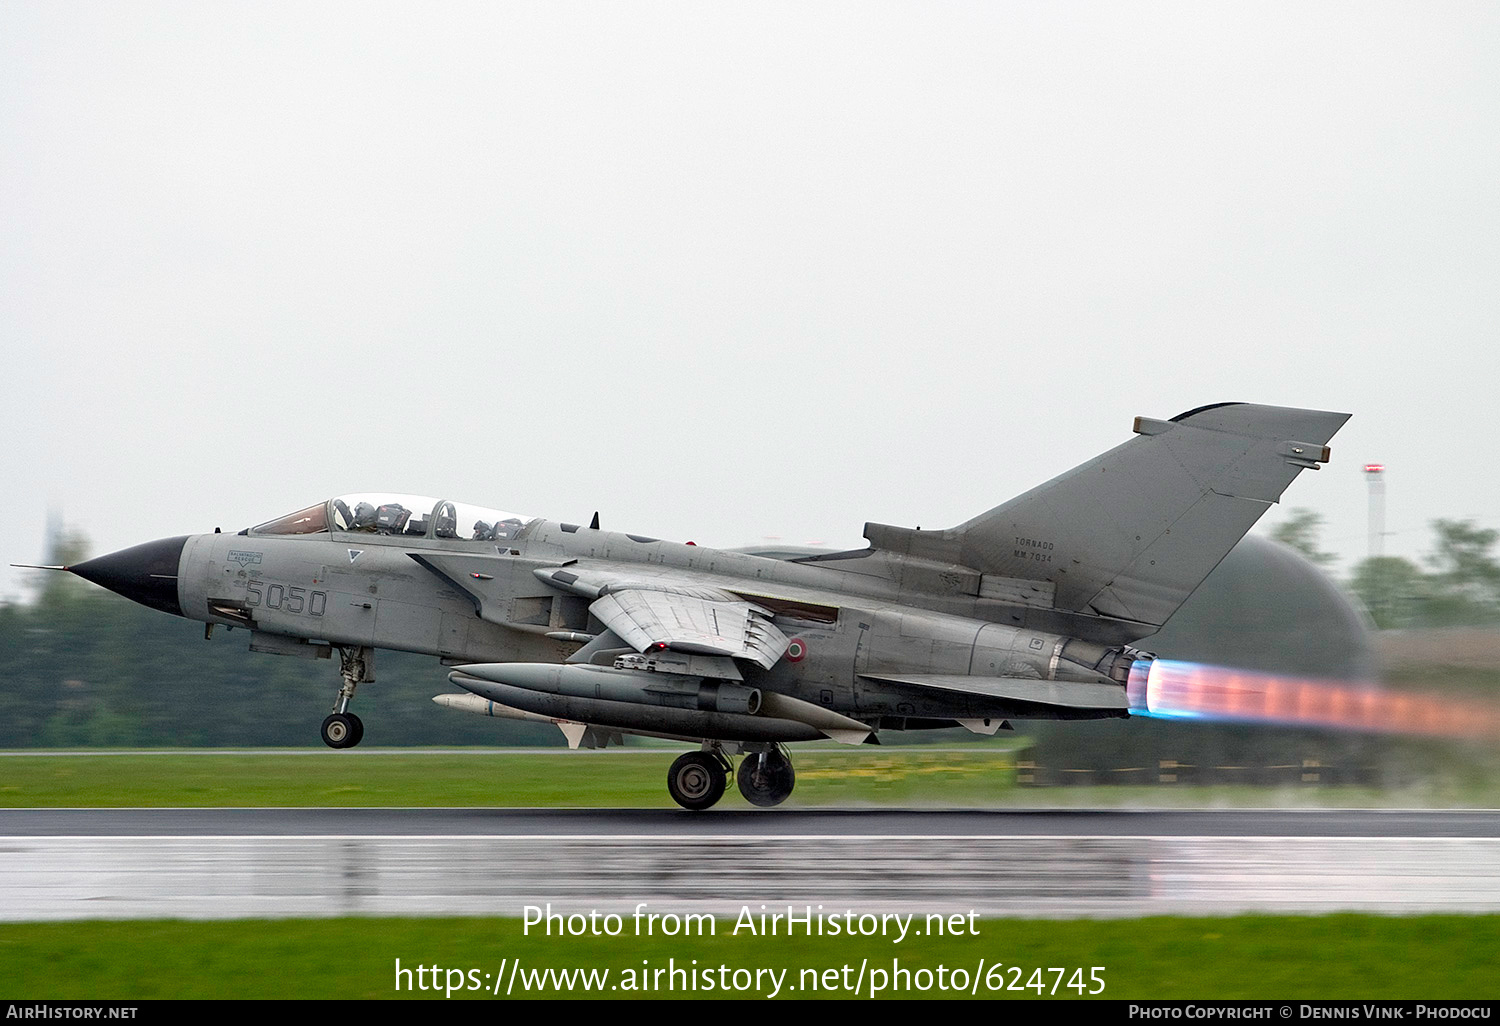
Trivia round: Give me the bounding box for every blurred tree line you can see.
[1271,510,1500,629]
[0,530,561,748]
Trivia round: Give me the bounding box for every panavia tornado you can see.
[32,403,1348,809]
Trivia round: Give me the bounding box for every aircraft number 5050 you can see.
[245,580,327,617]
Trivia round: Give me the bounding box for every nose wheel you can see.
[321,712,364,749]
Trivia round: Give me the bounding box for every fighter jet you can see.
[33,403,1347,809]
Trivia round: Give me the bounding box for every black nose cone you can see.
[69,536,189,618]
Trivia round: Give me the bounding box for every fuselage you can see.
[74,494,1139,736]
[50,401,1350,808]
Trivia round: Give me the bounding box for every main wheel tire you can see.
[736,749,795,807]
[667,752,727,811]
[321,713,356,749]
[347,713,365,747]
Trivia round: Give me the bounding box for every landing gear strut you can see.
[322,646,373,750]
[736,745,796,807]
[666,750,729,810]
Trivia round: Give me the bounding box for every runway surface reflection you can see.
[4,808,1499,920]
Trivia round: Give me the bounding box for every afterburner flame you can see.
[1127,659,1500,740]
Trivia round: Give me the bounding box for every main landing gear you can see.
[321,646,373,750]
[736,745,796,808]
[666,750,730,810]
[666,744,796,811]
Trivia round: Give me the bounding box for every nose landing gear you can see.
[321,646,373,749]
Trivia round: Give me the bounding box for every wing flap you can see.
[591,589,791,670]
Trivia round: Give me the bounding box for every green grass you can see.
[1,914,1495,999]
[3,747,1498,808]
[0,747,1033,808]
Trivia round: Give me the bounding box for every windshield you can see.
[252,496,535,541]
[250,503,330,535]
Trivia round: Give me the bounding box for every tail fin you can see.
[867,403,1349,628]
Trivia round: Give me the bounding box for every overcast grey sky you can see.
[2,2,1497,603]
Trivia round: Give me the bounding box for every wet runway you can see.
[4,808,1499,920]
[8,806,1500,837]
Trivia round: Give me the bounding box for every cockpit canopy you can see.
[250,495,536,542]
